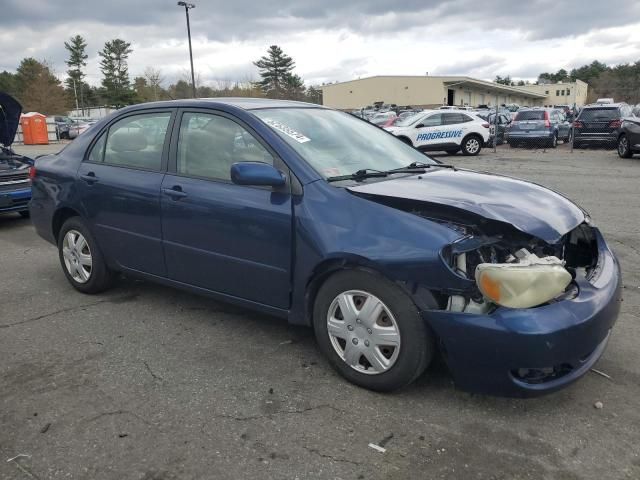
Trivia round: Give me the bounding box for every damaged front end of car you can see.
[355,191,621,397]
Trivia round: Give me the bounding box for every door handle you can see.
[80,173,98,183]
[162,187,187,199]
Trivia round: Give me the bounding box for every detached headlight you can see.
[475,250,572,309]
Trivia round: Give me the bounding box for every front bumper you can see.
[0,187,31,213]
[422,228,622,397]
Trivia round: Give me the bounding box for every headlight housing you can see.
[475,249,572,309]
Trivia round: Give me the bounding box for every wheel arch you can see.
[396,135,413,146]
[302,256,441,328]
[52,207,83,242]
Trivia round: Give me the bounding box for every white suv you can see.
[384,110,491,156]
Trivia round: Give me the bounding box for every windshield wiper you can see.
[388,161,457,172]
[326,168,389,182]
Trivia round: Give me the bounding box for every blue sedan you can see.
[29,99,621,396]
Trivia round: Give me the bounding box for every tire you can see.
[57,217,114,294]
[618,135,633,158]
[548,133,558,149]
[313,269,434,392]
[461,135,482,156]
[445,149,459,155]
[18,210,30,218]
[508,141,515,148]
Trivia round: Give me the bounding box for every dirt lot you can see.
[1,143,639,480]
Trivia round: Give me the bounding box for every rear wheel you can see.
[18,211,30,218]
[58,217,114,294]
[461,135,482,156]
[618,134,633,158]
[313,269,433,391]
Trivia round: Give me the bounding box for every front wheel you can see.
[618,135,633,158]
[58,217,114,294]
[313,270,433,391]
[461,135,482,156]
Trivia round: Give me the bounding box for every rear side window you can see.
[177,112,274,181]
[579,108,619,121]
[99,112,171,170]
[515,111,545,121]
[87,133,106,162]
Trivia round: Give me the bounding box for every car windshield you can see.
[579,108,619,121]
[253,108,436,178]
[515,111,546,121]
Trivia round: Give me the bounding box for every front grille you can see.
[0,171,29,184]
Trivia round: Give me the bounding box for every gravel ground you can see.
[1,142,639,480]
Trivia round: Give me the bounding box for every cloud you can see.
[1,1,640,89]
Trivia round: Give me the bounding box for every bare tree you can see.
[143,67,164,101]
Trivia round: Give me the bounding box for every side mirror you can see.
[415,124,425,129]
[230,162,286,187]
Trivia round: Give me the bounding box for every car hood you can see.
[0,91,22,147]
[347,168,585,243]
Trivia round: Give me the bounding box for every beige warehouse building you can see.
[517,80,588,107]
[321,75,547,110]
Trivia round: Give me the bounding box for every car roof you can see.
[116,97,327,113]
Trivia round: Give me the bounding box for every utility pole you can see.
[177,2,197,98]
[72,77,79,113]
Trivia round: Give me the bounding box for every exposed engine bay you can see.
[357,194,599,312]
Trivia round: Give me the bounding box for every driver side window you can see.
[177,113,274,181]
[418,114,443,127]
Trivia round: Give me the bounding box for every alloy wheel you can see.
[62,230,92,283]
[326,290,401,375]
[619,136,628,156]
[465,138,480,154]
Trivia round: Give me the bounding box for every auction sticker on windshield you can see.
[263,118,311,143]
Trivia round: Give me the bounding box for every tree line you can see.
[495,60,640,104]
[0,37,323,115]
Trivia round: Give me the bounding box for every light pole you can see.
[177,2,197,98]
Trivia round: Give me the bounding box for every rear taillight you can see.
[482,123,490,128]
[28,166,36,179]
[573,121,584,129]
[609,119,622,128]
[544,111,551,128]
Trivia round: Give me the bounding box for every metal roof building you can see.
[321,75,547,110]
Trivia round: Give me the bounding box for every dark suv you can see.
[617,116,640,158]
[573,103,632,148]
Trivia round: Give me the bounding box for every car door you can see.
[412,113,446,149]
[160,109,292,309]
[77,109,175,276]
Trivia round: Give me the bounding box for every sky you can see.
[1,0,640,88]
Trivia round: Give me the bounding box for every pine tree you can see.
[14,58,69,114]
[254,45,297,99]
[99,39,135,107]
[283,73,306,101]
[64,35,88,112]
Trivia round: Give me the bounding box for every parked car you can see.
[0,91,33,217]
[370,111,397,127]
[30,98,621,397]
[53,115,73,139]
[68,119,97,139]
[616,115,640,158]
[482,112,511,146]
[573,103,632,148]
[385,110,490,155]
[506,108,571,148]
